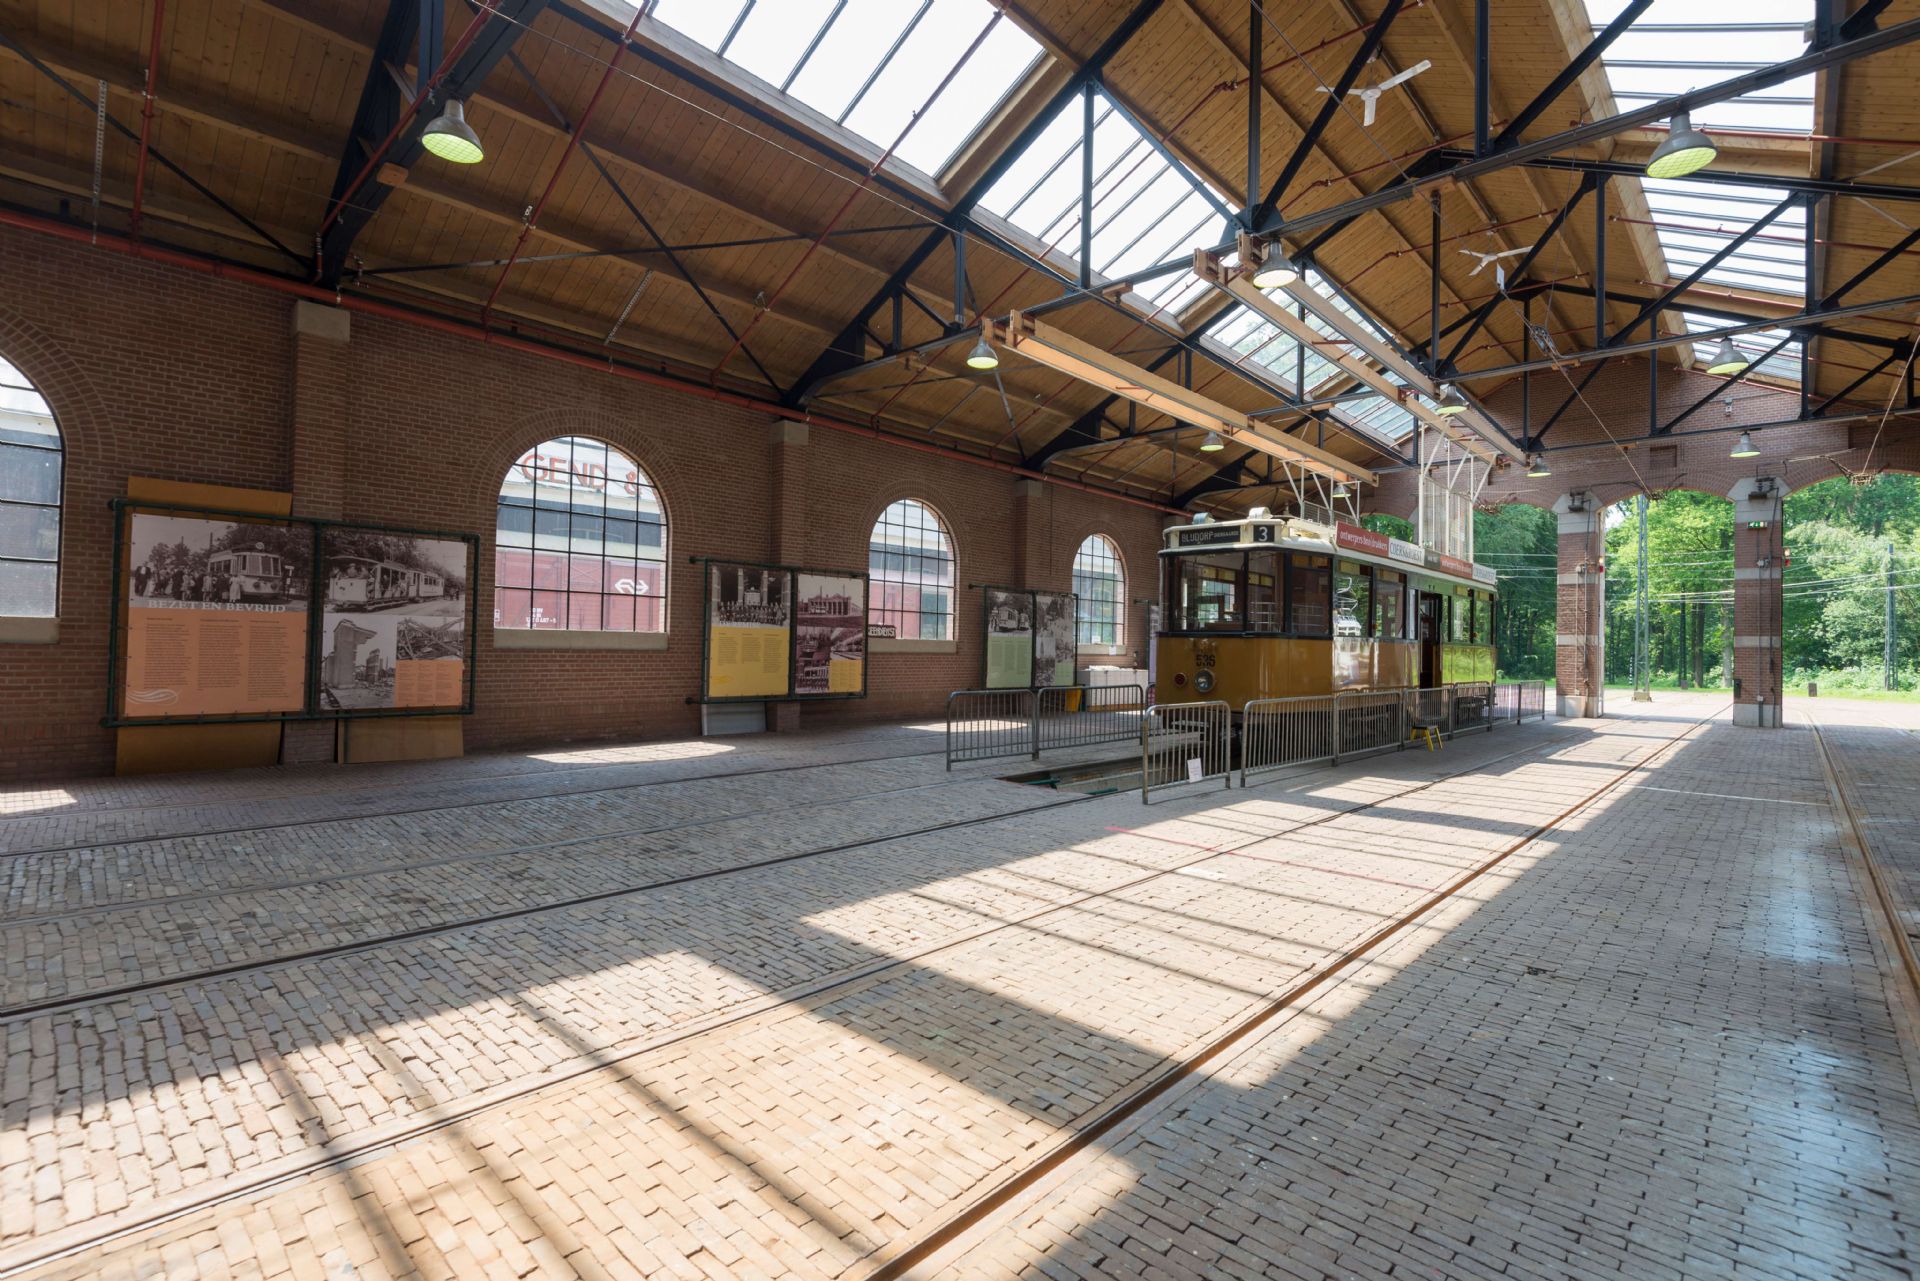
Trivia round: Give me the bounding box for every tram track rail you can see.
[0,741,954,859]
[0,768,1034,927]
[0,709,1681,1279]
[865,701,1730,1281]
[1808,715,1920,1008]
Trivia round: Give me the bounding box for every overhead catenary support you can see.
[1440,173,1594,371]
[499,48,780,393]
[479,3,646,329]
[1251,0,1406,227]
[127,0,167,240]
[990,311,1373,485]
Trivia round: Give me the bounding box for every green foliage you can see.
[1360,512,1413,541]
[1474,502,1556,680]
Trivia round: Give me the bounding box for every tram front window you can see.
[1172,554,1243,630]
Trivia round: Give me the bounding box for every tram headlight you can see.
[1193,669,1215,694]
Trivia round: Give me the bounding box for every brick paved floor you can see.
[1793,697,1920,963]
[3,698,1916,1279]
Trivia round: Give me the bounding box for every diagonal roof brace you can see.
[1192,250,1519,467]
[988,311,1374,486]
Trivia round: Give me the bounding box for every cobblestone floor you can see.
[2,698,1915,1280]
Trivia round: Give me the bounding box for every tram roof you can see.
[1160,516,1497,595]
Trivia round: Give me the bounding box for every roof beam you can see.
[1490,0,1652,149]
[1249,15,1920,238]
[317,0,549,284]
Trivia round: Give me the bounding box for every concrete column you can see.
[769,419,810,567]
[768,420,810,734]
[289,301,351,520]
[1730,478,1784,727]
[1012,477,1046,587]
[1553,492,1606,719]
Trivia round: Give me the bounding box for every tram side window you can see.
[1473,592,1493,643]
[1334,560,1371,638]
[1287,553,1331,637]
[1247,552,1281,632]
[1376,569,1405,639]
[1449,591,1472,642]
[1174,554,1242,630]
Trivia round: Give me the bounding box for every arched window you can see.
[868,498,954,640]
[0,355,60,618]
[495,436,666,632]
[1072,534,1123,647]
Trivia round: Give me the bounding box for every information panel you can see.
[981,586,1080,689]
[705,562,792,699]
[795,572,865,696]
[1034,590,1077,688]
[123,512,310,717]
[983,587,1034,689]
[318,528,472,712]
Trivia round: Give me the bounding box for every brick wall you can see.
[0,225,1166,778]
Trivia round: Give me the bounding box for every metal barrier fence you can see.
[1337,687,1410,761]
[946,683,1148,768]
[1450,681,1495,735]
[1240,695,1337,785]
[945,689,1036,767]
[1516,679,1547,721]
[1036,683,1149,755]
[1141,700,1233,803]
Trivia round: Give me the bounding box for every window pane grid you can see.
[0,356,58,617]
[495,436,667,634]
[869,499,954,640]
[1071,534,1123,647]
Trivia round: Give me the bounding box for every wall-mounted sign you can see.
[318,528,471,712]
[698,559,870,703]
[123,512,311,718]
[983,586,1034,689]
[112,501,479,726]
[867,623,897,639]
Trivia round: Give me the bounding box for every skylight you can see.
[1585,1,1815,135]
[1684,312,1802,382]
[641,0,1045,177]
[976,87,1230,323]
[1641,177,1807,294]
[1205,272,1423,443]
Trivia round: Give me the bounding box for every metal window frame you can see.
[1071,533,1126,648]
[494,435,669,636]
[868,497,957,641]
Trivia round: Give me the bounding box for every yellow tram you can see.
[1153,509,1497,710]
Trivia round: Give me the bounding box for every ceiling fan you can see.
[1316,60,1431,126]
[1459,246,1529,277]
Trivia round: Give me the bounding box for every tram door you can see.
[1416,592,1444,689]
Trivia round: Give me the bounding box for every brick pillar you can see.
[768,420,809,733]
[1553,492,1605,719]
[284,301,352,766]
[1012,478,1046,587]
[769,419,809,565]
[1730,478,1784,727]
[289,301,351,520]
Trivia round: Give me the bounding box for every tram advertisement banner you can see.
[706,562,792,700]
[1033,591,1077,688]
[318,528,472,712]
[795,572,866,697]
[122,512,311,717]
[983,587,1033,689]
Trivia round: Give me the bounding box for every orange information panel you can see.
[123,513,310,717]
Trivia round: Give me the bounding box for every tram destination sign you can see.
[1175,523,1271,547]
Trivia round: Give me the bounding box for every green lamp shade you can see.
[1646,111,1717,179]
[422,100,484,164]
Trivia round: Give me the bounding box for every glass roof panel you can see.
[1585,1,1814,135]
[978,86,1234,324]
[1581,3,1812,299]
[640,0,1044,177]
